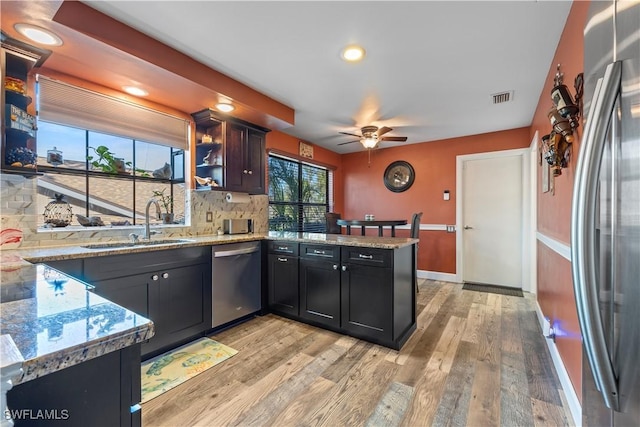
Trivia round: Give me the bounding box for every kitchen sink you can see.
[81,239,195,250]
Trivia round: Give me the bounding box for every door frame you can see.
[455,148,532,292]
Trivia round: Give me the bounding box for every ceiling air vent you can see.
[491,91,513,104]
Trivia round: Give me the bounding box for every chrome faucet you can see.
[143,198,162,240]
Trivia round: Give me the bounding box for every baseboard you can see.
[535,302,582,426]
[417,270,458,283]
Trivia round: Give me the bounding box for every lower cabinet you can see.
[7,343,141,427]
[83,247,212,358]
[267,241,299,317]
[299,244,341,329]
[267,242,416,350]
[340,248,394,343]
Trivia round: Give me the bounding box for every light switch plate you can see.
[446,225,456,233]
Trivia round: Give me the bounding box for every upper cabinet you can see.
[192,109,269,195]
[1,32,51,175]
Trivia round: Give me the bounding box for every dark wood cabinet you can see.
[191,109,268,194]
[83,247,212,358]
[225,122,266,194]
[299,244,341,329]
[267,241,299,317]
[340,247,394,343]
[8,343,141,427]
[266,241,416,350]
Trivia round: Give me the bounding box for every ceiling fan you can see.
[338,126,408,149]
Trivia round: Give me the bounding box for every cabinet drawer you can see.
[342,247,392,268]
[268,241,299,256]
[300,244,340,262]
[84,246,211,281]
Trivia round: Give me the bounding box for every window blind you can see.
[37,75,189,150]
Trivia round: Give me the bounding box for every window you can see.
[36,121,186,228]
[35,76,189,229]
[268,154,332,232]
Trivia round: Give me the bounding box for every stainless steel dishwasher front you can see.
[211,241,262,328]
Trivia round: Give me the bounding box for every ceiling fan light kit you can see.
[338,125,408,150]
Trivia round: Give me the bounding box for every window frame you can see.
[268,153,331,232]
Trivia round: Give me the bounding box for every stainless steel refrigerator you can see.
[571,1,640,426]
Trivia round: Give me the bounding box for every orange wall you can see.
[341,127,531,273]
[531,0,590,404]
[265,131,344,215]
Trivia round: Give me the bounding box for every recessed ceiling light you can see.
[216,103,235,113]
[123,86,148,97]
[14,23,63,46]
[341,45,366,62]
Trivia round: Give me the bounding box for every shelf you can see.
[196,164,223,168]
[5,89,32,106]
[0,167,42,177]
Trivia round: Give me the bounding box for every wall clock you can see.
[383,160,415,193]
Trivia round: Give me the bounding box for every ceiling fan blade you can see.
[339,131,363,138]
[337,140,360,146]
[381,136,408,142]
[376,126,393,137]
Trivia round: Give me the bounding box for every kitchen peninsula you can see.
[0,263,154,426]
[1,232,416,424]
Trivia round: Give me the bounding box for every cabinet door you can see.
[341,262,393,343]
[244,128,265,194]
[225,122,246,191]
[268,254,299,317]
[299,258,341,328]
[159,263,212,349]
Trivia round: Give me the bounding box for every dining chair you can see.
[411,212,423,293]
[325,212,342,234]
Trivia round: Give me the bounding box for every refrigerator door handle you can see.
[571,60,622,411]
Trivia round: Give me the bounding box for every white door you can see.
[462,153,523,288]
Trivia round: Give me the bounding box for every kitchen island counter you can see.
[0,263,154,385]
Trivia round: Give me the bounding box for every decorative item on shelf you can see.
[201,134,213,144]
[43,193,73,227]
[152,162,172,179]
[87,145,131,174]
[152,188,174,224]
[46,146,63,166]
[6,146,37,168]
[7,104,36,136]
[4,76,26,94]
[76,214,105,227]
[195,175,219,187]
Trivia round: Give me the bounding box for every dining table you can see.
[336,219,408,237]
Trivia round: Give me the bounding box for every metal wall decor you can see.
[383,160,415,192]
[541,64,584,178]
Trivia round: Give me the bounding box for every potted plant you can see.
[152,189,174,224]
[87,145,130,174]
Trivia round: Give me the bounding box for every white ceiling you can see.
[83,1,572,154]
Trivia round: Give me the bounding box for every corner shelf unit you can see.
[1,31,51,176]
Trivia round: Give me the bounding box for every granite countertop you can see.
[4,232,417,264]
[0,264,154,385]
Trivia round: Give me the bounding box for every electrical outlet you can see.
[446,225,456,233]
[206,212,213,223]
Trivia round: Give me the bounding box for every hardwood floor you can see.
[142,280,573,426]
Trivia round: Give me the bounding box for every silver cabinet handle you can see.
[358,254,373,259]
[243,169,248,174]
[333,264,338,270]
[571,61,621,411]
[341,265,347,272]
[248,170,253,175]
[277,257,288,262]
[277,246,289,251]
[464,226,473,230]
[313,250,326,255]
[151,274,159,281]
[162,272,169,279]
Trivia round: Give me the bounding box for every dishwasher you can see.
[211,241,261,328]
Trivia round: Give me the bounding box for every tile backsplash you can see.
[0,174,268,249]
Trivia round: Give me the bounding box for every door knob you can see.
[464,226,474,229]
